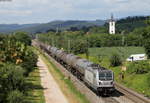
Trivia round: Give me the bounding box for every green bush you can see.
[6,90,25,103]
[0,63,26,92]
[147,72,150,87]
[109,53,122,67]
[21,47,38,76]
[127,61,150,74]
[0,63,26,102]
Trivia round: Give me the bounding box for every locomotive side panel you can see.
[85,70,94,84]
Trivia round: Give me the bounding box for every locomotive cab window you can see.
[99,72,113,81]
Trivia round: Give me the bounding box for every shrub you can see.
[21,47,38,76]
[127,61,150,74]
[147,72,150,87]
[7,90,25,103]
[109,53,122,67]
[0,63,26,93]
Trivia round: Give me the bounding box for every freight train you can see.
[35,41,115,95]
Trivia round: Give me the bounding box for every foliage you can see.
[115,16,148,33]
[127,61,150,74]
[147,72,150,87]
[0,34,38,103]
[0,37,26,63]
[109,53,122,67]
[0,63,26,102]
[20,47,38,76]
[37,29,144,53]
[71,39,88,54]
[142,26,150,58]
[6,90,26,103]
[14,32,31,45]
[89,26,108,34]
[0,35,37,75]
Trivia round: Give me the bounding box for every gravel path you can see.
[37,57,69,103]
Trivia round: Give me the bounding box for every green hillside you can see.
[0,20,105,34]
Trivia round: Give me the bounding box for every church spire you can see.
[109,14,116,34]
[111,13,114,21]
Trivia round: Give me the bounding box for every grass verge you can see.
[35,47,90,103]
[25,68,45,103]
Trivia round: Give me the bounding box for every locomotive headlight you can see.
[99,82,102,85]
[110,81,113,85]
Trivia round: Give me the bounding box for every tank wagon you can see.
[38,42,115,95]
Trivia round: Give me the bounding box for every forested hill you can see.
[0,16,149,34]
[0,24,40,33]
[0,20,105,34]
[116,16,149,33]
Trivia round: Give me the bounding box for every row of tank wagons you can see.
[44,43,95,77]
[37,42,115,94]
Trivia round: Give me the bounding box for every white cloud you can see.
[0,0,150,24]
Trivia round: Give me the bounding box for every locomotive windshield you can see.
[99,72,113,81]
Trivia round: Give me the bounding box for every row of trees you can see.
[0,32,38,103]
[37,30,144,54]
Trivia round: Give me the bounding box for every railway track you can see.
[115,83,150,103]
[38,46,150,103]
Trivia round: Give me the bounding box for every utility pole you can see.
[68,39,71,53]
[121,31,125,46]
[52,39,54,47]
[122,35,125,46]
[86,35,89,60]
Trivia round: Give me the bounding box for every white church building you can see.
[109,14,116,34]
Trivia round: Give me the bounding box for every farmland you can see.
[88,46,145,60]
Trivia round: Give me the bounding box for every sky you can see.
[0,0,150,24]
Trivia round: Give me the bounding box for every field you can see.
[88,46,145,60]
[79,46,150,97]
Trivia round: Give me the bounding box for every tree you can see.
[0,63,26,102]
[20,47,38,76]
[0,35,37,76]
[0,63,25,92]
[14,32,31,45]
[142,27,150,58]
[71,39,88,54]
[109,53,122,67]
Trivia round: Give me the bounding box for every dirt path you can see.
[37,57,69,103]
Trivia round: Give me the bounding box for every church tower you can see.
[109,14,115,34]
